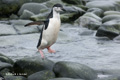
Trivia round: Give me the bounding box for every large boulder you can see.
[87,8,104,17]
[0,53,14,65]
[5,76,27,80]
[61,0,86,5]
[0,0,49,17]
[104,11,120,16]
[86,1,120,11]
[13,56,55,76]
[0,62,13,76]
[49,78,83,80]
[28,70,55,80]
[61,6,85,23]
[77,12,102,30]
[102,15,120,23]
[18,3,48,16]
[53,61,97,80]
[96,20,120,39]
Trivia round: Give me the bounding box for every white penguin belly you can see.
[42,18,61,48]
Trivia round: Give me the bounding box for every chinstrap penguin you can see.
[25,4,66,59]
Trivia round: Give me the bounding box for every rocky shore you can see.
[0,0,120,80]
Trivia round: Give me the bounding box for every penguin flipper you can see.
[25,21,44,27]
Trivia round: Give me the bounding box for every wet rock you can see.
[0,62,13,76]
[18,3,48,16]
[0,53,14,65]
[61,6,85,23]
[5,76,27,80]
[9,14,19,19]
[87,8,104,17]
[28,70,55,80]
[61,0,86,5]
[96,20,120,39]
[96,76,120,80]
[53,61,97,80]
[49,78,83,80]
[10,20,40,34]
[14,56,55,76]
[30,12,49,21]
[86,1,120,11]
[20,10,35,19]
[0,24,16,36]
[0,0,49,17]
[45,0,65,8]
[104,11,120,16]
[102,15,120,23]
[77,12,102,30]
[79,28,95,36]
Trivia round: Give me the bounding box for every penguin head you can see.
[52,4,66,13]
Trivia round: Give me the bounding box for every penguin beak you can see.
[61,7,66,11]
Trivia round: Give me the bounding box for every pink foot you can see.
[38,50,44,59]
[47,47,56,53]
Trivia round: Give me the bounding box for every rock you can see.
[30,12,49,21]
[49,78,83,80]
[44,0,65,8]
[9,14,19,19]
[18,3,48,16]
[96,20,120,39]
[20,10,35,19]
[53,61,97,80]
[5,76,27,80]
[77,12,102,30]
[13,56,55,76]
[0,0,49,17]
[102,15,120,23]
[104,11,120,16]
[96,76,120,80]
[87,8,104,17]
[0,62,13,76]
[10,20,40,34]
[61,6,85,23]
[13,25,40,34]
[86,1,120,11]
[0,53,14,65]
[0,24,16,36]
[28,70,55,80]
[61,0,86,5]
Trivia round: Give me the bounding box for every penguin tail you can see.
[25,21,44,27]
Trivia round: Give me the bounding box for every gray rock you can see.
[49,78,83,80]
[0,24,16,36]
[104,11,120,16]
[96,20,120,39]
[18,3,48,16]
[61,6,85,23]
[20,10,35,19]
[77,12,102,30]
[28,70,55,80]
[0,62,13,76]
[102,15,120,23]
[0,53,14,65]
[53,61,97,80]
[5,76,27,80]
[13,56,55,76]
[96,76,120,80]
[87,8,104,17]
[86,1,120,11]
[61,0,86,5]
[0,0,49,17]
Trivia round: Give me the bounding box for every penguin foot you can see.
[47,47,56,53]
[39,50,44,59]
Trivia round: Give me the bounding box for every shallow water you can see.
[0,25,120,71]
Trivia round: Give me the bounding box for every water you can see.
[0,25,120,71]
